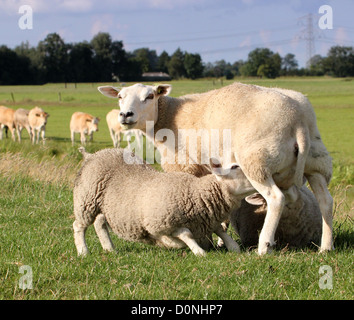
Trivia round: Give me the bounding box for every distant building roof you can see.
[141,72,171,81]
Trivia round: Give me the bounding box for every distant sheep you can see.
[70,112,100,145]
[106,109,122,147]
[231,186,322,248]
[0,106,16,141]
[28,106,49,144]
[106,109,144,150]
[98,83,333,255]
[14,108,32,142]
[73,148,255,257]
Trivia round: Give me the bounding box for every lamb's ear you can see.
[209,157,223,176]
[97,86,120,99]
[155,84,172,97]
[245,193,265,206]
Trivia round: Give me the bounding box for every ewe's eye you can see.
[145,93,154,101]
[118,95,122,100]
[230,164,239,170]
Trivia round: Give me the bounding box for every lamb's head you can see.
[98,83,172,130]
[209,158,255,197]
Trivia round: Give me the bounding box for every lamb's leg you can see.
[214,224,240,252]
[93,214,115,252]
[73,220,89,256]
[247,177,285,255]
[307,173,333,252]
[172,227,206,257]
[216,221,229,248]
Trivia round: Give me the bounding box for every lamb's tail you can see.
[294,125,310,188]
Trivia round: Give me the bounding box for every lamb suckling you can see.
[72,148,255,257]
[230,185,322,249]
[97,82,333,255]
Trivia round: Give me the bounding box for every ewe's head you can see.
[209,158,254,197]
[98,83,172,131]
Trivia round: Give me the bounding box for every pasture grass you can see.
[0,77,353,300]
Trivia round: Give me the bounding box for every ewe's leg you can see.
[214,224,240,253]
[248,178,285,255]
[93,214,115,252]
[172,227,206,257]
[307,173,333,252]
[73,220,89,256]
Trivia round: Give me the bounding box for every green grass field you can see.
[0,78,353,300]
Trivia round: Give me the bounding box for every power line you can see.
[125,25,298,46]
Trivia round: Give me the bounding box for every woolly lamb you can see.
[73,148,255,257]
[98,83,333,255]
[231,185,322,248]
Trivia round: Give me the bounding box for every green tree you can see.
[241,48,281,78]
[324,46,354,77]
[184,53,203,79]
[157,51,170,73]
[282,53,298,75]
[37,33,69,82]
[168,48,186,79]
[91,32,113,81]
[0,45,32,84]
[132,48,158,73]
[68,41,95,82]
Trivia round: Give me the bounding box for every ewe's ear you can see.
[155,84,172,97]
[98,86,120,99]
[209,157,223,176]
[245,193,265,206]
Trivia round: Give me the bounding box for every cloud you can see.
[59,0,93,12]
[90,14,114,36]
[334,27,348,46]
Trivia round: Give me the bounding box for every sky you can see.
[1,0,354,68]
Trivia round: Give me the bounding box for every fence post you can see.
[11,92,15,103]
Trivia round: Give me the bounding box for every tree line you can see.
[1,32,354,85]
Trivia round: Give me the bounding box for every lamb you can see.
[73,148,255,257]
[97,82,333,255]
[70,111,100,145]
[14,108,32,142]
[28,106,49,144]
[0,106,16,141]
[231,185,322,248]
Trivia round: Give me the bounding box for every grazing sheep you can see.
[97,83,333,255]
[73,148,255,257]
[28,106,49,144]
[0,106,16,141]
[14,108,32,142]
[231,186,322,248]
[70,112,100,145]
